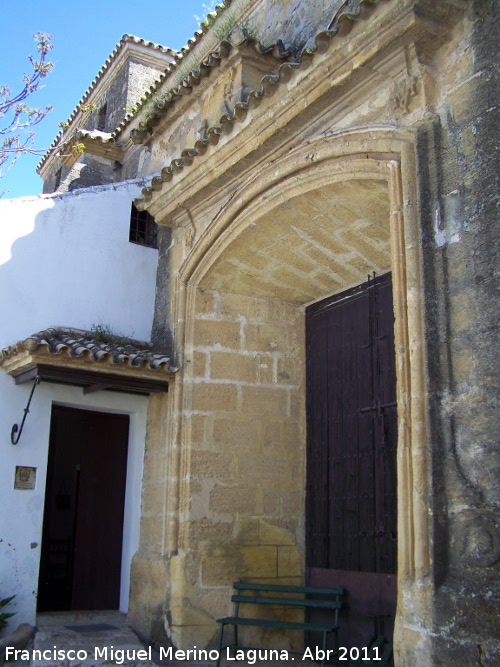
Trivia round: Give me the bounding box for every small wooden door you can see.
[38,406,129,611]
[71,410,129,609]
[306,273,397,650]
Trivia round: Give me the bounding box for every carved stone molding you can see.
[461,514,500,568]
[391,75,420,112]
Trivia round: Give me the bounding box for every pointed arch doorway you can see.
[174,131,428,659]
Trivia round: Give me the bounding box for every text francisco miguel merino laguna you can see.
[5,645,345,664]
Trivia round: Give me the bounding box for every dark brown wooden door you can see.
[38,406,129,611]
[72,410,129,609]
[306,273,397,650]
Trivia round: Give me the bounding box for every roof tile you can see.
[1,327,177,373]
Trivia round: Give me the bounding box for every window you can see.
[54,167,63,190]
[129,204,158,248]
[97,103,107,131]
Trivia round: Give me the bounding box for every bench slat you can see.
[217,616,338,632]
[231,594,341,609]
[233,582,343,595]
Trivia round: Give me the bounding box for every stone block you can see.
[259,520,296,546]
[241,546,278,578]
[137,515,162,552]
[212,416,260,445]
[195,289,216,316]
[188,479,203,496]
[280,248,318,276]
[281,490,304,516]
[451,347,473,387]
[188,414,209,445]
[210,484,259,514]
[448,71,490,125]
[234,516,260,545]
[277,356,300,385]
[262,420,282,447]
[263,488,280,514]
[192,350,207,378]
[142,450,167,482]
[201,552,242,586]
[193,319,241,350]
[191,383,238,412]
[243,455,288,480]
[240,386,289,416]
[169,600,218,651]
[141,480,165,515]
[449,292,478,335]
[256,354,275,384]
[198,587,232,620]
[290,392,305,424]
[284,419,304,445]
[277,546,303,577]
[189,450,233,479]
[210,351,257,382]
[244,321,301,354]
[220,291,270,322]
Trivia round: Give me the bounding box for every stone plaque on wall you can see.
[14,466,36,490]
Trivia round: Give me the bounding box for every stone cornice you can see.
[55,130,126,168]
[135,0,468,222]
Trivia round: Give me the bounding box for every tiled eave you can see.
[36,1,236,175]
[133,0,383,210]
[37,34,175,175]
[127,36,295,148]
[133,0,467,215]
[1,328,177,395]
[116,0,240,141]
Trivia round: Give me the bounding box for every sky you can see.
[0,0,216,199]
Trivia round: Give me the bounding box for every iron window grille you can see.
[129,204,158,249]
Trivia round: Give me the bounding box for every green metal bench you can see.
[216,581,343,667]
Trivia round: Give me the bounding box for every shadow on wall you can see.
[0,183,159,348]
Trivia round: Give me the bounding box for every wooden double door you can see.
[306,273,397,650]
[38,406,129,611]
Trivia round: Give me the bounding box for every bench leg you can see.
[333,630,339,667]
[321,631,328,667]
[216,623,225,667]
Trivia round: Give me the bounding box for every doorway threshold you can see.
[31,611,156,666]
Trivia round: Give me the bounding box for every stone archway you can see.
[139,130,430,659]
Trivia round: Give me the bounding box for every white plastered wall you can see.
[0,179,158,627]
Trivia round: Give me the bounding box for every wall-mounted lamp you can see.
[11,376,40,445]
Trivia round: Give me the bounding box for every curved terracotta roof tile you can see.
[134,0,382,207]
[91,3,235,144]
[36,34,175,173]
[1,327,178,373]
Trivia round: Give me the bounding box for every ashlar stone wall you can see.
[128,0,499,664]
[173,289,306,648]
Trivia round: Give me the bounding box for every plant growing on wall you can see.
[0,594,15,630]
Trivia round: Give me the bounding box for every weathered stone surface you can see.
[190,382,239,412]
[259,520,296,546]
[123,1,500,664]
[210,350,258,382]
